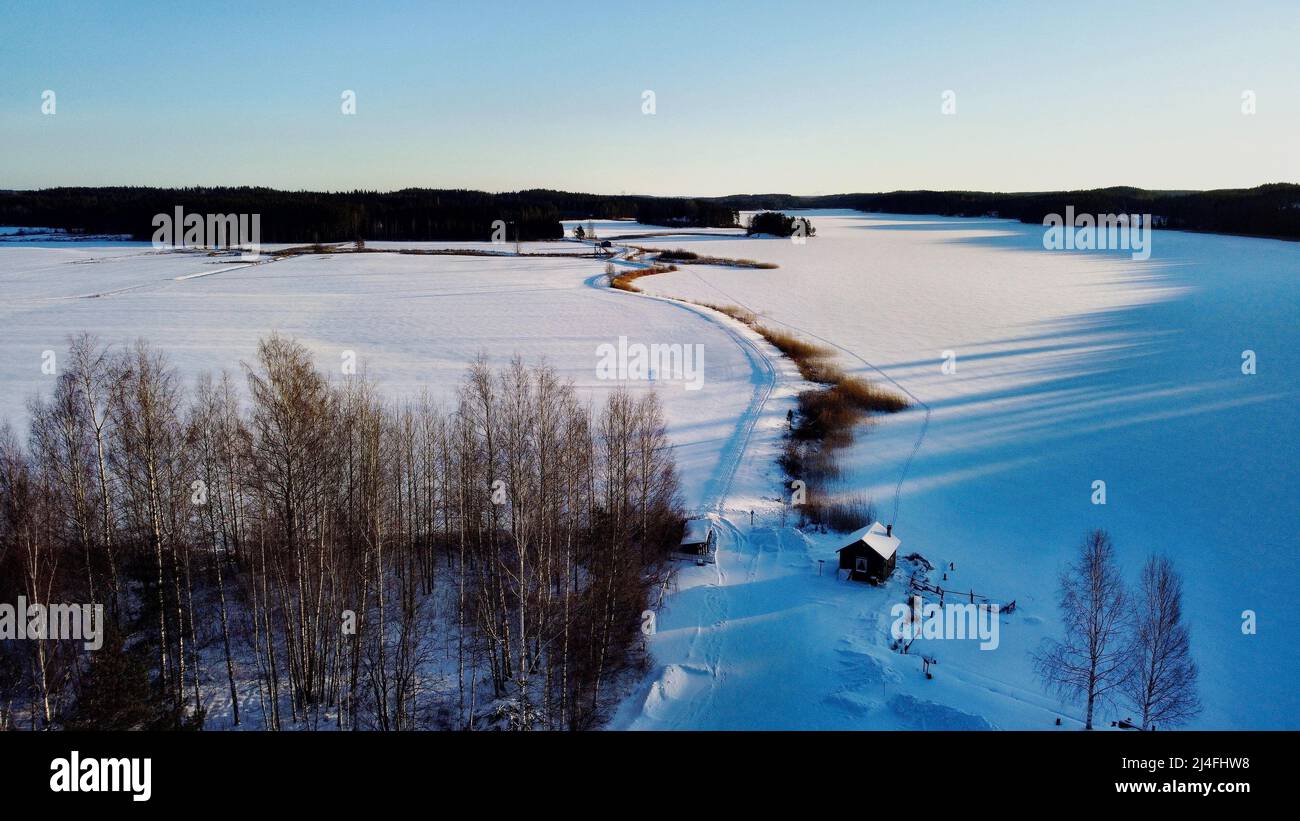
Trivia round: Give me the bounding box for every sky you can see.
[1,0,1297,196]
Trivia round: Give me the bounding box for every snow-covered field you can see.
[2,211,1294,730]
[615,211,1299,730]
[0,242,766,508]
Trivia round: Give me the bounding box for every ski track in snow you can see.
[586,261,778,513]
[7,255,280,303]
[592,238,789,729]
[599,239,891,730]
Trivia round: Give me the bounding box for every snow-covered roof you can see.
[681,518,712,545]
[837,521,900,560]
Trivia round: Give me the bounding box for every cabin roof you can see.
[836,521,900,560]
[681,518,712,545]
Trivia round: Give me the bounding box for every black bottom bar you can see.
[1,730,1282,808]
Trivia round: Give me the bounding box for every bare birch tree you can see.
[1123,555,1200,729]
[1034,529,1130,729]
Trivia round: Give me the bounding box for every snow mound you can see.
[889,694,998,731]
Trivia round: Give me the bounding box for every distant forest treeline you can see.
[0,188,740,243]
[3,184,1298,242]
[708,184,1300,241]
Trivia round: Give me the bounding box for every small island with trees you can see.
[745,211,816,238]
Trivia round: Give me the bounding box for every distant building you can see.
[679,518,716,556]
[836,521,900,583]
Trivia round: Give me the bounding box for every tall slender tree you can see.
[1034,529,1131,729]
[1124,555,1200,729]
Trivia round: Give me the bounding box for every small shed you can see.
[679,518,716,556]
[837,521,900,583]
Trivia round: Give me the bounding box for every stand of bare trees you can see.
[1034,529,1200,730]
[0,333,680,731]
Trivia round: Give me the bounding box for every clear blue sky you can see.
[2,0,1296,195]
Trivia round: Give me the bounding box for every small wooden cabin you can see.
[837,521,900,583]
[679,518,716,556]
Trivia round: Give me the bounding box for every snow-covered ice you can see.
[617,211,1299,730]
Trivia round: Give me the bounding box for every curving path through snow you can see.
[584,257,778,512]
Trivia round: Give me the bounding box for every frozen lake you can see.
[627,211,1300,729]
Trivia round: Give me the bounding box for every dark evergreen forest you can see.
[710,184,1300,241]
[0,188,740,242]
[3,184,1297,242]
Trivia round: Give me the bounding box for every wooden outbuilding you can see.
[679,518,716,556]
[837,521,900,583]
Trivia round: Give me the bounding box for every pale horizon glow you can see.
[1,0,1297,196]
